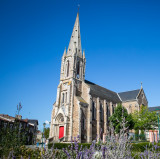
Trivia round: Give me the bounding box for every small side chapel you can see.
[49,13,148,143]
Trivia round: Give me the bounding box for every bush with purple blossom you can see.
[4,116,160,158]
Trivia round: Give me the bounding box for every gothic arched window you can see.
[92,101,96,120]
[81,110,85,130]
[67,61,70,77]
[76,61,80,79]
[62,93,65,104]
[65,92,67,103]
[112,105,114,114]
[82,117,85,130]
[100,103,104,122]
[106,103,109,121]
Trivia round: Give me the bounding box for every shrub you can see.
[135,129,139,141]
[48,143,71,149]
[139,130,146,141]
[5,115,160,158]
[132,142,160,152]
[48,142,92,149]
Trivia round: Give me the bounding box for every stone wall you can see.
[72,97,80,138]
[122,101,139,114]
[137,89,148,106]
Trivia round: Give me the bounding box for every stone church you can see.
[49,13,148,143]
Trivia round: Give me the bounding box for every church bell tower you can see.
[60,12,86,82]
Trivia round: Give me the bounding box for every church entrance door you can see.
[59,126,64,139]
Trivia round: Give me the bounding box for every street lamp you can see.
[41,122,46,148]
[43,123,46,148]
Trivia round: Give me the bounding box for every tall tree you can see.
[132,105,158,131]
[43,127,50,139]
[109,104,134,133]
[0,119,26,157]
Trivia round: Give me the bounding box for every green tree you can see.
[132,105,158,131]
[109,104,134,133]
[43,127,50,139]
[135,129,139,141]
[0,119,26,157]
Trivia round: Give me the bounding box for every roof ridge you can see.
[118,89,140,94]
[149,106,160,108]
[85,80,117,94]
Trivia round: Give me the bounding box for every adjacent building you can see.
[0,114,38,145]
[148,106,160,113]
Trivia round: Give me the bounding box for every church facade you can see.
[49,13,148,143]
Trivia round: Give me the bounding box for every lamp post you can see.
[41,122,46,148]
[41,128,43,148]
[43,123,46,148]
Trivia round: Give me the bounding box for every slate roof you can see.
[85,80,121,103]
[0,114,38,125]
[148,106,160,112]
[118,89,140,102]
[28,119,39,125]
[76,96,88,104]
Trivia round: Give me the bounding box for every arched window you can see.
[67,61,69,77]
[100,103,103,121]
[82,117,85,130]
[106,103,109,121]
[112,105,114,114]
[65,92,67,103]
[62,93,64,104]
[81,110,85,130]
[92,101,96,120]
[76,61,80,79]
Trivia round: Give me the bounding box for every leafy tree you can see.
[43,127,50,139]
[132,105,158,131]
[135,129,139,141]
[139,130,146,141]
[109,104,134,133]
[0,119,26,157]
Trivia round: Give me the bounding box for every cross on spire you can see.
[78,4,80,13]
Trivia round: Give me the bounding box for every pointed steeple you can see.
[67,12,82,57]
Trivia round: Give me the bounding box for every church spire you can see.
[67,12,82,57]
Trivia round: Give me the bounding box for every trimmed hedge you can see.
[48,143,92,149]
[132,142,160,152]
[48,142,160,153]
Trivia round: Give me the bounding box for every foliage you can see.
[48,143,92,149]
[0,119,27,157]
[135,129,139,141]
[133,105,158,131]
[4,145,41,158]
[132,142,160,152]
[48,143,71,149]
[109,103,134,133]
[138,144,160,158]
[139,130,146,141]
[43,127,50,139]
[3,114,160,158]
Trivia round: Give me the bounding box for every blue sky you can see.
[0,0,160,130]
